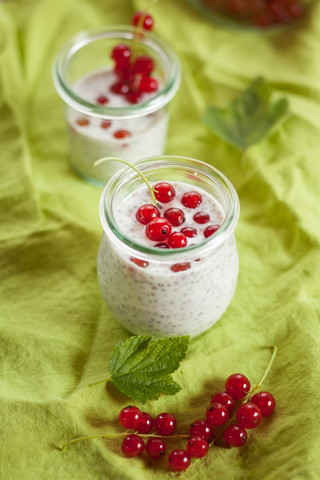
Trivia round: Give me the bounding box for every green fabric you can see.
[0,0,320,478]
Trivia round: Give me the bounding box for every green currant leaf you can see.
[202,76,290,151]
[109,335,190,403]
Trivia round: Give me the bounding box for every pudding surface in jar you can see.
[97,181,239,337]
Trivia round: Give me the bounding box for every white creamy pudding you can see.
[97,179,239,337]
[66,69,168,184]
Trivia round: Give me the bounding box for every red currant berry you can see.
[110,81,130,95]
[114,64,132,81]
[76,118,89,127]
[139,76,159,93]
[130,257,149,268]
[146,218,172,242]
[193,212,210,224]
[126,92,142,104]
[146,437,166,459]
[224,425,247,448]
[236,402,262,429]
[154,242,169,248]
[111,44,132,64]
[136,412,154,434]
[167,232,187,249]
[113,129,131,139]
[154,413,177,436]
[136,204,160,225]
[168,450,191,472]
[181,227,197,238]
[133,55,155,75]
[225,373,251,400]
[119,405,142,429]
[211,392,235,415]
[132,11,154,31]
[181,191,202,209]
[204,225,219,238]
[190,419,214,442]
[206,402,229,426]
[171,262,191,272]
[251,391,276,417]
[153,182,176,203]
[121,434,145,457]
[164,208,185,227]
[101,120,112,129]
[96,95,109,105]
[187,436,209,458]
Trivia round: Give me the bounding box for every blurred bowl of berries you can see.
[53,12,181,185]
[188,0,315,30]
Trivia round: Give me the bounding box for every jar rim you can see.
[99,155,240,260]
[52,26,181,120]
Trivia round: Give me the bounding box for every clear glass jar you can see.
[188,0,314,30]
[97,155,240,337]
[53,27,181,186]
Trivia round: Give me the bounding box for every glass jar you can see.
[188,0,314,30]
[97,155,240,337]
[53,27,181,186]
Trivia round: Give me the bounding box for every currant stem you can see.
[88,377,112,388]
[94,157,159,206]
[247,345,277,400]
[60,432,190,451]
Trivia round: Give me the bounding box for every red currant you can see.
[101,120,111,129]
[164,208,185,227]
[225,373,251,400]
[136,204,160,225]
[167,232,187,249]
[181,191,202,208]
[193,212,210,224]
[146,437,166,459]
[251,391,275,417]
[113,129,131,139]
[132,11,154,31]
[204,225,219,238]
[133,55,155,75]
[111,44,132,64]
[139,76,159,93]
[130,257,149,268]
[154,413,177,436]
[171,262,191,272]
[224,425,247,447]
[119,405,142,429]
[181,227,197,238]
[146,218,172,242]
[76,118,89,127]
[189,419,214,442]
[211,392,235,415]
[153,182,176,203]
[135,412,154,434]
[154,242,169,248]
[114,64,132,81]
[186,436,209,458]
[96,95,109,105]
[236,402,262,429]
[110,81,130,95]
[206,402,229,426]
[121,434,145,457]
[168,450,191,472]
[126,92,142,104]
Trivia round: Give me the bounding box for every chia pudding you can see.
[53,27,181,186]
[67,69,169,183]
[97,156,240,337]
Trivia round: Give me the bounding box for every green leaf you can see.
[202,76,290,151]
[109,335,190,403]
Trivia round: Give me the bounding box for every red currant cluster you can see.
[110,11,159,104]
[135,182,220,249]
[202,0,306,27]
[117,373,275,472]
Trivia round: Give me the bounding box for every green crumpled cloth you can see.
[0,0,320,478]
